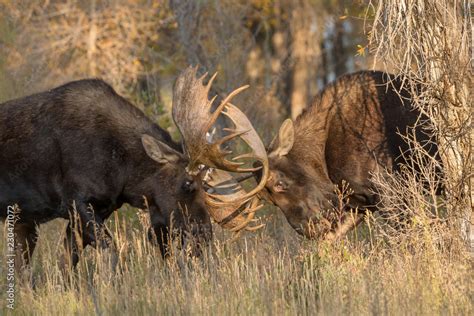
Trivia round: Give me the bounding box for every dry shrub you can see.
[369,138,447,252]
[367,0,472,255]
[1,0,171,98]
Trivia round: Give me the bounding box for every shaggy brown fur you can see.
[266,71,442,238]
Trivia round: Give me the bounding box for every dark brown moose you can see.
[263,71,442,239]
[0,79,212,269]
[175,69,442,240]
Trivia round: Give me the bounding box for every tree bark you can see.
[289,4,309,120]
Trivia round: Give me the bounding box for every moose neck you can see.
[121,129,180,210]
[289,95,335,182]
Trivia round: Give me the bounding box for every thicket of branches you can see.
[368,0,472,253]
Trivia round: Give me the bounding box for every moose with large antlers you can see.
[262,71,442,238]
[0,79,214,269]
[174,67,442,240]
[0,69,268,270]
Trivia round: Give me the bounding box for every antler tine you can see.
[204,85,250,133]
[228,198,265,232]
[214,130,249,147]
[198,71,208,81]
[229,214,254,232]
[190,65,200,83]
[205,192,250,205]
[229,201,257,232]
[206,72,218,94]
[245,224,265,232]
[245,201,264,214]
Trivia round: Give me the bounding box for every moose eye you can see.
[182,179,195,193]
[274,180,287,193]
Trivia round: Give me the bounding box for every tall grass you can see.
[1,208,472,315]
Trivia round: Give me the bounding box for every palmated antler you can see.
[204,169,264,232]
[172,66,269,232]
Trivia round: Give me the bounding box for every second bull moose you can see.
[174,67,442,240]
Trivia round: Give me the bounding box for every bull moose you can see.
[0,79,212,269]
[262,71,442,238]
[171,68,442,240]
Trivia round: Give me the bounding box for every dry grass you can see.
[1,208,472,315]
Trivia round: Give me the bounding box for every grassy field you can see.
[1,207,472,315]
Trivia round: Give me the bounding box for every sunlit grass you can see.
[1,207,472,315]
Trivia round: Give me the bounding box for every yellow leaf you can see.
[356,45,366,56]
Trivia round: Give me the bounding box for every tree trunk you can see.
[289,5,309,120]
[87,0,97,77]
[333,17,346,77]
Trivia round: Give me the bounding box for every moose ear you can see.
[141,134,182,164]
[270,119,295,157]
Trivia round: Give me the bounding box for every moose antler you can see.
[204,168,264,232]
[172,66,269,232]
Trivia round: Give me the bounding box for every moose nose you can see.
[182,178,196,193]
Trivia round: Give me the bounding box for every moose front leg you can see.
[61,201,115,270]
[324,212,365,241]
[14,222,39,272]
[62,222,83,270]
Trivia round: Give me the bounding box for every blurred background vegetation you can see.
[0,0,377,142]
